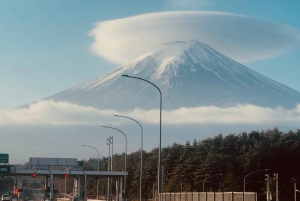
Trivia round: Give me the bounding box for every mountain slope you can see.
[44,40,300,110]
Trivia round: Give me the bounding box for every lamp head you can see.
[121,74,129,77]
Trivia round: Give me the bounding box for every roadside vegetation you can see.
[11,127,300,201]
[83,127,300,201]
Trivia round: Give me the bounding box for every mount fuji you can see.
[41,40,300,110]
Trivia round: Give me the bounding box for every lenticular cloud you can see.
[90,11,300,65]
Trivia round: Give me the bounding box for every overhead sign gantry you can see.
[5,157,128,201]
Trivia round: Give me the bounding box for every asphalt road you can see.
[22,189,44,201]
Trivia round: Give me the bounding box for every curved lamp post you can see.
[114,114,143,201]
[81,145,100,199]
[121,74,162,199]
[203,174,223,192]
[102,126,127,193]
[243,169,270,201]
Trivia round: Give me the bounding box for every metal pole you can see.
[110,136,113,171]
[107,141,111,201]
[34,168,53,201]
[121,74,162,201]
[51,170,54,201]
[41,168,54,201]
[81,145,100,199]
[107,137,113,200]
[103,126,127,194]
[295,182,296,201]
[114,115,144,201]
[82,170,87,201]
[243,169,270,201]
[70,169,86,201]
[203,174,223,192]
[274,173,278,201]
[292,178,297,201]
[266,174,270,201]
[110,138,113,201]
[65,177,66,198]
[10,165,17,196]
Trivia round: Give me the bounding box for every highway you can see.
[22,188,44,201]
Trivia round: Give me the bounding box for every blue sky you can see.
[1,0,300,110]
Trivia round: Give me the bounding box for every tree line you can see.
[10,127,300,201]
[82,128,300,201]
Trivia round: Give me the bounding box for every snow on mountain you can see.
[43,40,300,110]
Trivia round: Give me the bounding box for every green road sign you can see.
[0,154,9,163]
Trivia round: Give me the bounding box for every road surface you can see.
[23,188,44,201]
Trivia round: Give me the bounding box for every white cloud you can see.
[89,11,300,65]
[0,100,118,126]
[1,100,300,126]
[2,101,300,164]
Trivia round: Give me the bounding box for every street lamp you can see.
[81,145,100,199]
[121,74,162,199]
[243,169,270,201]
[102,126,128,194]
[203,174,223,192]
[114,114,143,201]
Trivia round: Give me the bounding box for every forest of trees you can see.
[80,128,300,201]
[6,128,300,201]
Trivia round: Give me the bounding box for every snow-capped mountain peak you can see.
[41,40,300,110]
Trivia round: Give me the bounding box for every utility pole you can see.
[265,174,270,201]
[108,137,113,201]
[107,141,111,201]
[110,136,113,171]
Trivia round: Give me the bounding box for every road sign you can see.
[0,154,9,163]
[0,165,11,173]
